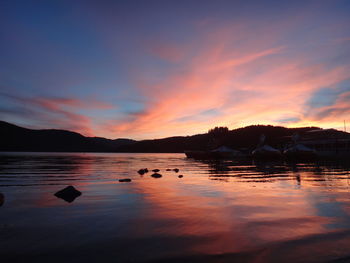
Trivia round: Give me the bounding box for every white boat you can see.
[251,134,282,159]
[252,144,282,159]
[283,144,317,159]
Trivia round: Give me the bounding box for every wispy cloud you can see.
[308,90,350,121]
[0,92,114,136]
[100,20,350,138]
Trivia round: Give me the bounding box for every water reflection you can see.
[0,152,350,262]
[201,158,350,187]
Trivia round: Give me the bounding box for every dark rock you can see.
[166,169,171,171]
[138,169,146,175]
[0,193,4,207]
[151,173,162,178]
[178,175,183,178]
[138,168,149,175]
[119,178,132,182]
[152,169,160,172]
[173,168,179,173]
[54,186,82,203]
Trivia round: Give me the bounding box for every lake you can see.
[0,152,350,263]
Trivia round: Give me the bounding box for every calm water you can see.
[1,152,350,263]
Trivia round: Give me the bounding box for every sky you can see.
[0,0,350,139]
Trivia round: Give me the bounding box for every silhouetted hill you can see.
[0,121,135,152]
[1,120,343,153]
[116,125,322,153]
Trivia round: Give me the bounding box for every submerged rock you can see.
[178,175,183,178]
[151,173,162,178]
[152,169,160,172]
[54,186,82,203]
[0,193,4,207]
[119,178,132,182]
[173,168,179,173]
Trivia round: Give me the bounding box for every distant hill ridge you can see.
[0,120,347,153]
[0,121,135,152]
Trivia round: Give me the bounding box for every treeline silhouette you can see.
[0,120,319,153]
[117,125,319,153]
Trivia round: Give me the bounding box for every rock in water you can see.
[151,173,162,178]
[0,193,4,207]
[173,168,179,173]
[152,169,160,172]
[119,178,132,182]
[178,175,183,178]
[54,186,82,203]
[138,168,149,175]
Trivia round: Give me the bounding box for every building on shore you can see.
[298,129,350,158]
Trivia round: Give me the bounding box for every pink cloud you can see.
[100,29,350,139]
[24,97,96,136]
[29,97,114,110]
[1,93,116,136]
[307,91,350,122]
[90,9,350,139]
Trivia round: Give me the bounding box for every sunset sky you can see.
[1,0,350,139]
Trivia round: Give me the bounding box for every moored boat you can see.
[283,143,317,159]
[283,133,317,159]
[252,144,282,159]
[251,134,282,159]
[185,146,245,160]
[211,146,245,159]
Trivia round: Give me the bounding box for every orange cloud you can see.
[101,26,350,139]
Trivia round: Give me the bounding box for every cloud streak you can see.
[0,92,115,136]
[101,19,350,138]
